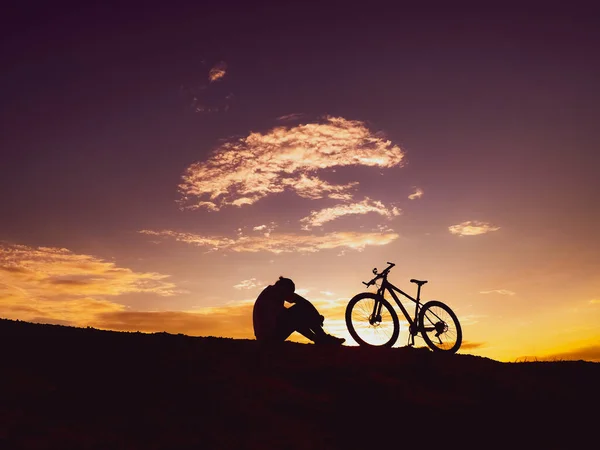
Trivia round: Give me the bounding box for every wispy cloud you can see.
[0,244,177,298]
[208,61,227,82]
[233,278,263,290]
[178,116,405,211]
[299,198,401,230]
[90,301,256,339]
[408,187,423,200]
[140,229,399,254]
[0,243,178,327]
[180,60,233,114]
[589,299,600,305]
[480,289,516,296]
[459,341,486,350]
[252,222,277,237]
[449,221,500,236]
[276,113,305,122]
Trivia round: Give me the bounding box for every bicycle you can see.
[345,262,462,353]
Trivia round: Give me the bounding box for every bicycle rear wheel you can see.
[419,300,462,353]
[345,293,399,347]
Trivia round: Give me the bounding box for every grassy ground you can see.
[1,318,598,449]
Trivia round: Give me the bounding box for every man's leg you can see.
[284,303,344,345]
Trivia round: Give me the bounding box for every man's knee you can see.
[288,303,322,324]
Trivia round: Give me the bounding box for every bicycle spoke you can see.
[347,294,399,347]
[419,301,462,353]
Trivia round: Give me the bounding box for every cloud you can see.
[458,341,486,350]
[180,61,234,114]
[0,295,126,327]
[480,289,516,296]
[276,113,306,122]
[208,61,227,82]
[0,244,177,299]
[589,299,600,305]
[252,222,277,237]
[89,301,256,339]
[299,198,401,230]
[408,187,423,200]
[234,278,263,290]
[140,229,399,254]
[448,221,500,236]
[0,241,254,339]
[0,243,179,328]
[178,116,405,211]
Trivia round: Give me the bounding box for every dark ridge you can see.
[1,318,597,449]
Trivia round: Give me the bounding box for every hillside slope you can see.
[1,318,598,449]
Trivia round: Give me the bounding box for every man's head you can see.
[274,276,295,298]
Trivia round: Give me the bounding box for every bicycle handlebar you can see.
[362,262,395,287]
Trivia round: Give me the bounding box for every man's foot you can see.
[315,334,345,346]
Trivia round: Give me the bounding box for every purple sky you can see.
[1,3,599,361]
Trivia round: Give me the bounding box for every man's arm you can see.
[285,292,312,306]
[286,293,324,325]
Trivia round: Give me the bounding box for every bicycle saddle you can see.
[410,279,428,286]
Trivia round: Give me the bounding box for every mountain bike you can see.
[345,262,462,353]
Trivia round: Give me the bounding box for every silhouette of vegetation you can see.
[0,318,597,449]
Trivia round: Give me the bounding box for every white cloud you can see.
[252,222,277,237]
[233,278,263,290]
[178,116,404,211]
[408,187,423,200]
[449,221,500,236]
[208,61,227,82]
[0,243,177,298]
[480,289,516,296]
[299,198,401,230]
[140,229,399,254]
[0,243,179,328]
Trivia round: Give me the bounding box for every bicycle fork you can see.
[370,298,385,325]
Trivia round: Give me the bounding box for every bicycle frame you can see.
[375,275,427,346]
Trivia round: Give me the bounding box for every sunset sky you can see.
[2,3,599,362]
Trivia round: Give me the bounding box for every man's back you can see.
[252,285,285,340]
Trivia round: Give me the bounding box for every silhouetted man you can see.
[253,276,345,345]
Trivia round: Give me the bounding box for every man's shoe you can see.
[316,334,345,346]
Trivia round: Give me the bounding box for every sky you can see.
[1,2,599,362]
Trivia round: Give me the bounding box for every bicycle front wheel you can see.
[419,300,462,353]
[345,293,399,347]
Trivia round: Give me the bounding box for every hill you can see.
[1,318,598,449]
